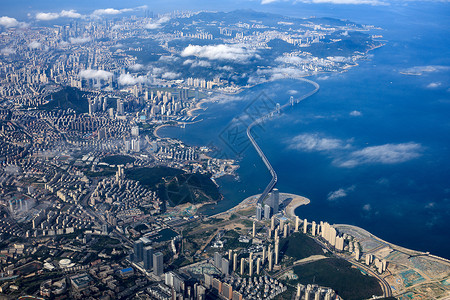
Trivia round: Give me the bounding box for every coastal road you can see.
[246,78,320,205]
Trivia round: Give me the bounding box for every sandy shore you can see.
[283,193,310,218]
[209,192,310,220]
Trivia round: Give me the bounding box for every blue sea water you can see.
[158,2,450,258]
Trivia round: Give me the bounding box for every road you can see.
[246,78,320,205]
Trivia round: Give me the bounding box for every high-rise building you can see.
[264,204,271,220]
[153,252,163,276]
[256,204,262,221]
[143,246,153,270]
[214,252,222,269]
[303,218,308,234]
[221,258,229,275]
[131,126,139,137]
[133,240,143,262]
[268,188,279,214]
[275,240,279,265]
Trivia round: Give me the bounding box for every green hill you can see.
[42,87,89,113]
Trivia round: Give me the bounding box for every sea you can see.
[3,0,449,258]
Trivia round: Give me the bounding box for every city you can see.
[0,4,449,300]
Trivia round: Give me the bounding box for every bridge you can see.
[246,78,320,205]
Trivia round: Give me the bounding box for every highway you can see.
[246,78,320,205]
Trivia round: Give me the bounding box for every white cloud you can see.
[288,133,350,152]
[36,12,60,21]
[349,110,362,116]
[79,69,113,80]
[129,64,144,71]
[261,0,284,3]
[362,204,372,211]
[60,10,82,18]
[0,16,19,28]
[28,41,42,49]
[145,16,171,30]
[263,0,386,4]
[93,6,147,17]
[161,72,181,80]
[36,10,82,21]
[275,56,308,65]
[70,37,91,44]
[183,59,212,68]
[305,0,387,5]
[218,65,233,71]
[0,48,15,55]
[159,55,178,62]
[401,65,450,75]
[335,142,423,167]
[118,74,148,85]
[181,44,258,63]
[426,82,441,89]
[327,185,355,201]
[93,8,122,15]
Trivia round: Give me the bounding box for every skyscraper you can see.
[133,240,143,262]
[256,203,262,221]
[214,252,222,269]
[268,188,279,214]
[264,204,271,220]
[143,246,153,270]
[153,252,163,276]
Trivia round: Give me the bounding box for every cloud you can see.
[93,8,123,15]
[327,185,355,201]
[261,0,284,3]
[287,133,350,152]
[28,41,42,49]
[181,44,258,63]
[426,82,441,89]
[183,59,212,68]
[0,48,15,55]
[159,56,179,62]
[93,6,147,17]
[263,0,386,4]
[349,110,362,116]
[129,64,144,71]
[79,69,113,80]
[304,0,387,5]
[36,10,82,21]
[161,72,181,80]
[118,73,148,85]
[70,37,91,44]
[0,16,19,28]
[362,204,372,211]
[335,142,423,167]
[36,12,60,21]
[401,65,450,75]
[275,56,308,65]
[60,10,82,18]
[145,16,171,29]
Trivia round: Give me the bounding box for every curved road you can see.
[246,78,320,205]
